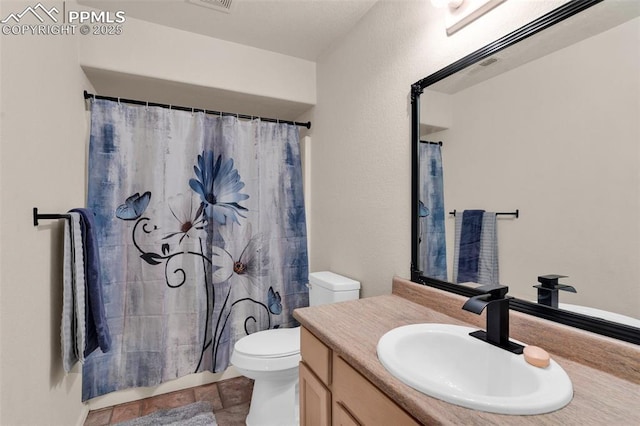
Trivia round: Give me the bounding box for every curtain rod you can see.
[420,140,443,145]
[83,91,311,129]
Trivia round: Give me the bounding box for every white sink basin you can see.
[377,324,573,415]
[559,303,640,328]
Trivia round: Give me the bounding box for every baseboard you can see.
[86,366,241,410]
[76,404,90,426]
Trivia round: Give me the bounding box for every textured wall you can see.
[310,0,566,297]
[0,2,89,424]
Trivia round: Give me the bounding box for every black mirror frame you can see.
[410,0,639,345]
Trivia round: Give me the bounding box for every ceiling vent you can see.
[478,57,499,67]
[187,0,235,14]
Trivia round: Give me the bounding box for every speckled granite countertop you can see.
[293,277,640,425]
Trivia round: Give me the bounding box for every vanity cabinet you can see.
[300,362,331,426]
[300,327,420,426]
[300,326,331,426]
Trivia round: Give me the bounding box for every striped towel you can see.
[61,212,86,372]
[453,211,499,285]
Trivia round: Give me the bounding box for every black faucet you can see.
[462,284,524,354]
[534,274,577,308]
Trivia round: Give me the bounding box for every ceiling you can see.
[428,0,640,94]
[78,0,378,61]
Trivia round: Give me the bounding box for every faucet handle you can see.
[537,275,567,287]
[535,275,576,293]
[474,284,509,299]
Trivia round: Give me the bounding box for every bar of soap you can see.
[524,345,551,368]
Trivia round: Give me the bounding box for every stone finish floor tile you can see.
[84,376,253,425]
[217,376,254,408]
[140,388,196,415]
[215,402,251,426]
[84,407,112,426]
[194,382,224,411]
[110,400,142,423]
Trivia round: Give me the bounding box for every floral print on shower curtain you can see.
[82,99,309,400]
[418,141,447,280]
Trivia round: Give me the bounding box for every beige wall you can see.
[79,16,316,106]
[310,0,567,297]
[0,2,89,424]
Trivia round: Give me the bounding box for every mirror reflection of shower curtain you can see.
[419,142,447,280]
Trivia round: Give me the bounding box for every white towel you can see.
[452,214,463,284]
[477,212,499,285]
[61,212,86,372]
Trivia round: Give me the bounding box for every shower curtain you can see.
[418,142,447,280]
[82,99,309,401]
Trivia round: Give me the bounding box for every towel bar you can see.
[33,207,71,226]
[449,209,519,218]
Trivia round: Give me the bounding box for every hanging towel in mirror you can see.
[478,212,499,285]
[453,210,499,285]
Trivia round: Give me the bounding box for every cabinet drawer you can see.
[301,326,331,386]
[332,354,420,426]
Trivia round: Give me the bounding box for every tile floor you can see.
[84,376,253,426]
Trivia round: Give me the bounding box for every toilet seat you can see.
[231,327,301,372]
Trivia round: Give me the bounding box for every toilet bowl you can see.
[231,327,301,426]
[231,271,360,426]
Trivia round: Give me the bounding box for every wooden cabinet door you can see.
[300,361,331,426]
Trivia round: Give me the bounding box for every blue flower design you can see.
[189,151,249,225]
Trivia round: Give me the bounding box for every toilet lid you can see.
[234,327,300,358]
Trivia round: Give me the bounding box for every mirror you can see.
[411,0,640,344]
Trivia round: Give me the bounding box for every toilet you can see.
[231,271,360,426]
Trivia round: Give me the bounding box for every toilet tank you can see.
[308,271,360,306]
